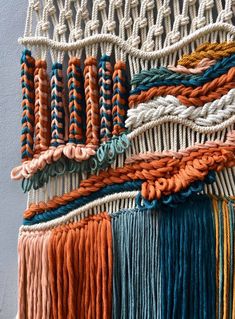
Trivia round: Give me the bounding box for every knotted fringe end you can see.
[18,212,113,319]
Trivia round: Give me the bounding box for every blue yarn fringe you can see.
[111,194,216,319]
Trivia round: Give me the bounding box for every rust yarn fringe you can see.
[18,212,112,319]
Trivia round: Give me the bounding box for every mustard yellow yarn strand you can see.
[222,200,229,319]
[232,204,235,319]
[212,197,219,318]
[178,42,235,67]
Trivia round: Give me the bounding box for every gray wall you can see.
[0,1,27,317]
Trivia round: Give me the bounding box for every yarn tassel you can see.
[34,60,51,154]
[112,61,129,136]
[20,49,35,161]
[99,55,113,143]
[84,57,100,148]
[67,58,85,145]
[50,63,66,147]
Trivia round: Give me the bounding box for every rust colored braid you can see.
[67,57,85,144]
[112,61,129,136]
[34,60,51,154]
[21,50,35,162]
[129,67,235,107]
[84,57,100,148]
[24,140,235,219]
[178,42,235,67]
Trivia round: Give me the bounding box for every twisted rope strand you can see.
[129,67,235,107]
[21,49,35,161]
[126,89,235,128]
[99,55,113,143]
[84,57,100,148]
[112,61,129,136]
[178,42,235,67]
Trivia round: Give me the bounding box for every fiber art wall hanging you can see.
[12,0,235,318]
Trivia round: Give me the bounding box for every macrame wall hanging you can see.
[12,0,235,318]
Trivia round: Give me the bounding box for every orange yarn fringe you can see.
[18,213,112,319]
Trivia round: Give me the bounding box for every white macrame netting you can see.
[20,0,235,76]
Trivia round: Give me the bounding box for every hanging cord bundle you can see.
[20,49,35,162]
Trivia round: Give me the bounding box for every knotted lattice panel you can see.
[21,0,235,72]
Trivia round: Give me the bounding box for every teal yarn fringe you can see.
[111,208,160,319]
[21,133,130,192]
[111,194,216,319]
[159,195,215,319]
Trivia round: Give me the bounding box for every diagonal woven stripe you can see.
[131,54,235,88]
[129,67,235,107]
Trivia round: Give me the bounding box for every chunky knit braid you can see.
[178,42,235,67]
[34,60,51,154]
[99,55,113,143]
[84,57,100,148]
[23,132,235,218]
[50,63,65,147]
[67,58,85,145]
[21,49,35,161]
[129,67,235,107]
[112,61,129,136]
[168,58,216,74]
[131,54,235,88]
[126,89,235,129]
